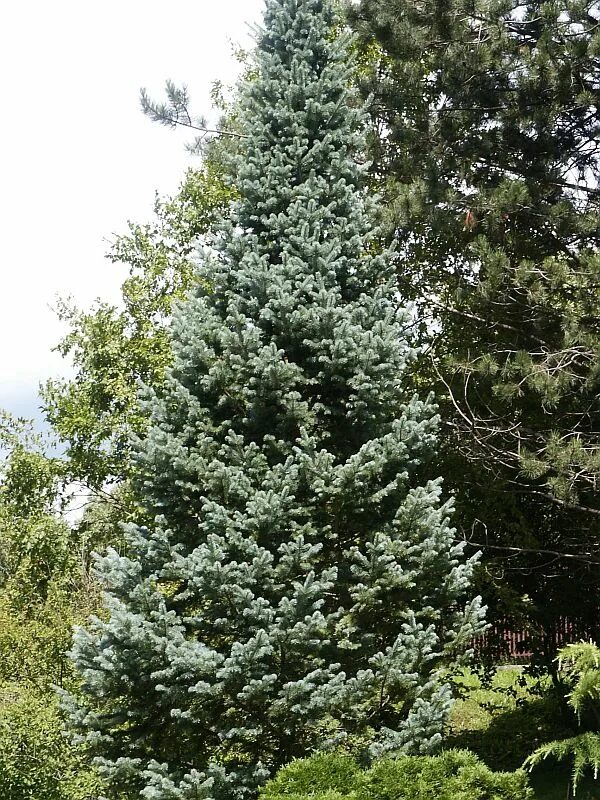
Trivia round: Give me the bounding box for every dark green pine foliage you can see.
[65,1,485,797]
[348,0,600,649]
[348,0,600,506]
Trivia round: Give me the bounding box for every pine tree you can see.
[65,1,485,797]
[348,0,600,654]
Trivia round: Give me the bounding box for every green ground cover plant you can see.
[446,668,600,799]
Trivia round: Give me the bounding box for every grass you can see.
[444,668,599,799]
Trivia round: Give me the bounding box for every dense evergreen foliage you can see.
[347,0,600,652]
[64,1,484,798]
[526,642,600,794]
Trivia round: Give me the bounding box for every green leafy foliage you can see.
[446,668,573,772]
[0,411,64,518]
[260,750,533,800]
[0,687,101,800]
[42,164,234,488]
[0,412,104,799]
[0,551,103,800]
[0,413,70,608]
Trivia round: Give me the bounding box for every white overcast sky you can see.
[0,0,263,421]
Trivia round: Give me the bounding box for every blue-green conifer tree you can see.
[65,1,485,797]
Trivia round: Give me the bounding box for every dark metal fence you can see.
[473,617,600,663]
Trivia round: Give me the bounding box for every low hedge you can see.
[260,749,534,800]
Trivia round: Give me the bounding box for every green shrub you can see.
[0,685,100,800]
[259,750,534,800]
[448,691,574,771]
[261,753,360,800]
[446,668,574,771]
[361,750,533,800]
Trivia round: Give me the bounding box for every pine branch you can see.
[140,83,247,140]
[429,299,549,346]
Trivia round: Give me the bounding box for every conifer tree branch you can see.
[140,84,248,140]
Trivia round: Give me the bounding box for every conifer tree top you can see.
[159,0,405,470]
[214,0,379,298]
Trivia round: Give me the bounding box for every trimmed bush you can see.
[261,753,360,800]
[260,750,534,800]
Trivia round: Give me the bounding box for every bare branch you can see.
[463,538,600,565]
